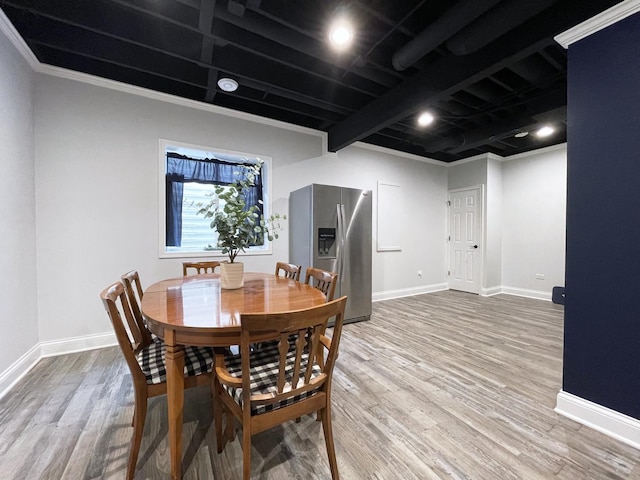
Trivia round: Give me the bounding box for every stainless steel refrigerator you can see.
[289,184,372,323]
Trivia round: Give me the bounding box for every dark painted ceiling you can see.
[0,0,622,162]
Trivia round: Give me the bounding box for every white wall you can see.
[447,156,487,190]
[0,28,38,376]
[501,145,567,297]
[485,157,503,292]
[33,75,449,344]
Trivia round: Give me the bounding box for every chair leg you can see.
[127,390,148,480]
[242,425,252,480]
[226,407,236,443]
[209,376,216,402]
[213,378,225,454]
[320,404,339,480]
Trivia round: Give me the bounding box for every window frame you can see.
[158,139,274,259]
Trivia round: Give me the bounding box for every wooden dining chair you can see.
[100,282,215,480]
[213,296,348,480]
[274,261,302,281]
[304,267,338,301]
[182,260,221,276]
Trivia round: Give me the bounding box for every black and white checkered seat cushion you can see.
[222,341,322,415]
[136,341,214,385]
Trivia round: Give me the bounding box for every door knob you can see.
[472,245,478,249]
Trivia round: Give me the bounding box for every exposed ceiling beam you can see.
[205,67,219,103]
[174,0,200,9]
[200,0,217,102]
[199,0,216,62]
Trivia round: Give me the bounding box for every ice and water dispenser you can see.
[317,227,336,257]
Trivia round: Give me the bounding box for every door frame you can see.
[447,185,485,294]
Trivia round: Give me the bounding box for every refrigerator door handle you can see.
[340,203,347,285]
[336,203,343,280]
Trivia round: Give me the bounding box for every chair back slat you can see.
[290,331,305,390]
[183,261,221,276]
[275,262,302,281]
[278,336,290,393]
[305,328,322,384]
[304,267,338,301]
[121,270,153,348]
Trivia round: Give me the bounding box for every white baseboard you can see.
[372,283,448,302]
[500,286,551,301]
[481,286,503,296]
[373,284,553,302]
[555,390,640,450]
[0,344,41,401]
[40,331,117,357]
[0,331,117,400]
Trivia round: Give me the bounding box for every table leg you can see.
[165,338,185,480]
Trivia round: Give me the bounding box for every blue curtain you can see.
[165,174,184,246]
[165,153,263,247]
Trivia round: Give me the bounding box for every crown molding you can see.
[503,142,566,161]
[0,7,39,68]
[555,0,640,49]
[447,152,504,167]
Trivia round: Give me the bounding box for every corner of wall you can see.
[0,332,117,400]
[0,343,40,400]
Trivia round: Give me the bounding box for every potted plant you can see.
[196,161,284,289]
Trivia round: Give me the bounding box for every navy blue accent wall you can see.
[564,12,640,418]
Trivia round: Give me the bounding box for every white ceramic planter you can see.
[220,262,244,289]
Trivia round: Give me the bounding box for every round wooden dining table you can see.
[141,272,327,479]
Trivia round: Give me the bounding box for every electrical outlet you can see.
[535,273,545,280]
[417,270,423,278]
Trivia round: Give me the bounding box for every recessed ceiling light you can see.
[417,111,435,127]
[536,125,554,137]
[217,78,239,92]
[329,20,353,50]
[514,131,529,138]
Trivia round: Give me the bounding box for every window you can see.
[159,140,273,258]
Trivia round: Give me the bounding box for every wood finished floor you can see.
[2,291,640,479]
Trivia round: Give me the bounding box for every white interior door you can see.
[448,188,482,294]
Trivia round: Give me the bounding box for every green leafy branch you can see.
[195,161,285,263]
